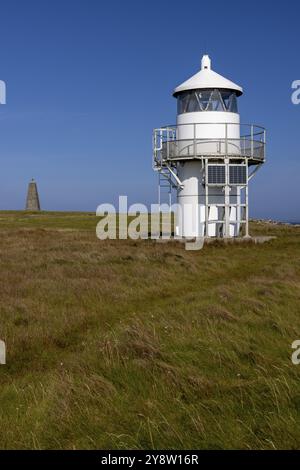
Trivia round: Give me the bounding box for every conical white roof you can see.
[173,55,243,96]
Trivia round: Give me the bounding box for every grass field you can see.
[0,211,300,449]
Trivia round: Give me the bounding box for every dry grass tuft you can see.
[201,305,237,321]
[121,320,162,360]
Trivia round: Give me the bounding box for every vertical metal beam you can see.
[158,173,161,206]
[224,125,229,238]
[205,161,208,237]
[237,185,241,237]
[245,163,249,238]
[224,157,230,238]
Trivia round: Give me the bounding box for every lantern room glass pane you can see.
[197,90,211,111]
[221,91,238,113]
[177,89,238,114]
[228,93,238,113]
[186,93,198,112]
[207,90,226,111]
[178,93,189,113]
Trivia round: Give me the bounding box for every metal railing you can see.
[153,123,266,168]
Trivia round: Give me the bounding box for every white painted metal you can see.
[153,55,266,239]
[176,114,240,156]
[173,55,243,97]
[208,205,218,237]
[176,161,205,237]
[175,56,241,237]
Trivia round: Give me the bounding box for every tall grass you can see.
[0,212,299,449]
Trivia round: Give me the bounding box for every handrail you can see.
[153,122,266,168]
[160,123,266,132]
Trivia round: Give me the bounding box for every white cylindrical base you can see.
[175,161,242,238]
[176,161,206,238]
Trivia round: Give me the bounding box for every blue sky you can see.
[0,0,299,221]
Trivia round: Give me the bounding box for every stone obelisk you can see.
[25,179,41,211]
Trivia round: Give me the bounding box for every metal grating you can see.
[207,165,225,185]
[229,165,247,184]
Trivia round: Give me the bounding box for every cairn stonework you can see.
[25,179,41,211]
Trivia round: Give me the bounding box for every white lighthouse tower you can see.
[153,55,266,238]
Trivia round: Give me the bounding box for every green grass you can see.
[0,211,300,449]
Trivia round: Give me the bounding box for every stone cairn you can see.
[25,179,41,211]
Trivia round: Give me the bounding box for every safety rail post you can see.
[166,129,169,160]
[152,131,155,167]
[205,159,209,237]
[158,173,161,206]
[245,163,249,237]
[160,129,163,165]
[224,157,230,238]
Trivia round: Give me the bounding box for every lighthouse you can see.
[153,55,266,238]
